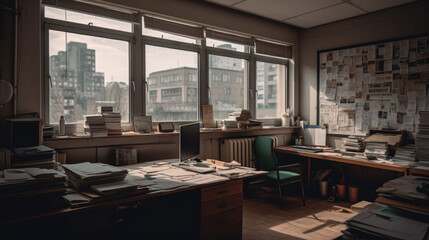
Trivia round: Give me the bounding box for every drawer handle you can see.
[217,203,228,209]
[217,190,227,195]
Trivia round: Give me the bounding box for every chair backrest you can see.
[254,136,277,171]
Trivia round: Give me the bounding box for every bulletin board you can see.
[318,34,429,137]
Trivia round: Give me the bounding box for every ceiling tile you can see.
[284,3,365,28]
[205,0,243,6]
[351,0,415,12]
[233,0,342,21]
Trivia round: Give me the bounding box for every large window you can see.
[48,30,129,124]
[43,3,290,129]
[256,62,286,119]
[145,45,198,121]
[209,55,248,120]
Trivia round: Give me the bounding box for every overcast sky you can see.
[46,6,241,85]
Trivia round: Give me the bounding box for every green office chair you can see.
[254,136,306,209]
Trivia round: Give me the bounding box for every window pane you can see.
[206,39,245,52]
[44,6,132,32]
[142,18,197,44]
[146,45,198,121]
[209,55,247,120]
[256,62,286,119]
[49,30,130,124]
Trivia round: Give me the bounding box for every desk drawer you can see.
[201,208,242,235]
[201,224,242,240]
[201,194,242,218]
[201,179,242,203]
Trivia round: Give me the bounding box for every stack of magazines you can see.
[12,145,56,169]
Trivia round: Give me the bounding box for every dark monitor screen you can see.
[179,122,200,162]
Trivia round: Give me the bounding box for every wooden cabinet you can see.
[201,179,243,240]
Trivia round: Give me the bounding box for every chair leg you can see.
[278,182,283,210]
[300,180,306,207]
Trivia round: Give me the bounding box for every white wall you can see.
[299,1,429,126]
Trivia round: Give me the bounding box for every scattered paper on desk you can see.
[139,165,170,173]
[156,168,198,177]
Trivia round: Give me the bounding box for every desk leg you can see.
[307,157,311,191]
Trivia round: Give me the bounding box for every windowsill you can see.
[43,126,300,149]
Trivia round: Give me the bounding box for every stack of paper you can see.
[222,119,238,129]
[0,168,67,199]
[416,111,429,163]
[343,203,429,240]
[229,109,252,122]
[391,144,416,163]
[61,162,128,190]
[341,135,365,152]
[238,120,263,129]
[102,112,122,135]
[363,133,400,160]
[375,175,429,212]
[84,115,107,137]
[12,145,56,169]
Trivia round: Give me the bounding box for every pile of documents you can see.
[238,120,263,129]
[12,145,56,169]
[391,144,416,163]
[84,114,108,137]
[61,162,129,190]
[102,112,122,136]
[229,109,252,122]
[341,135,365,152]
[375,176,429,212]
[363,133,402,160]
[0,168,67,200]
[342,176,429,240]
[416,111,429,163]
[342,202,429,240]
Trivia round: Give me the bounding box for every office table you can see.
[0,160,267,239]
[274,146,409,190]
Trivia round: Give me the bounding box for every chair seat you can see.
[266,170,300,182]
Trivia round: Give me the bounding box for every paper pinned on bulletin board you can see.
[303,125,326,146]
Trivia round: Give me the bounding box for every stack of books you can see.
[341,135,365,152]
[12,145,56,169]
[222,119,238,129]
[102,112,122,136]
[229,109,252,122]
[84,114,107,137]
[238,120,263,129]
[61,162,129,190]
[43,125,54,138]
[416,111,429,163]
[98,105,113,114]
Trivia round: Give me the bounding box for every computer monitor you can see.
[179,122,200,162]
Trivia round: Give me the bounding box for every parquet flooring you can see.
[243,189,357,240]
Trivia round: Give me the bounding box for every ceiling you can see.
[204,0,416,29]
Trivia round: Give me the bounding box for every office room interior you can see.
[1,0,429,239]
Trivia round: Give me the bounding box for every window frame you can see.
[42,5,137,131]
[42,3,291,130]
[254,54,289,124]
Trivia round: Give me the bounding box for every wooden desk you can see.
[1,160,266,239]
[274,146,409,189]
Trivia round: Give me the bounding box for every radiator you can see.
[221,136,279,168]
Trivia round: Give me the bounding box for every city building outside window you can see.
[145,45,198,122]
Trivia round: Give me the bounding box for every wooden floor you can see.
[243,189,357,240]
